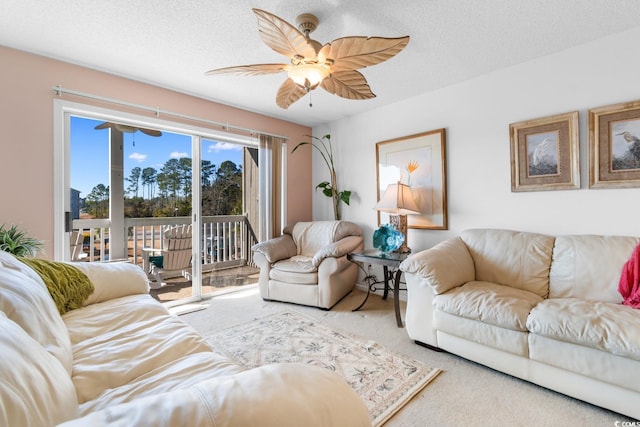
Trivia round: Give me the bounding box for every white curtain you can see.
[258,134,285,240]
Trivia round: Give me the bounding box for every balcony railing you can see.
[71,215,258,271]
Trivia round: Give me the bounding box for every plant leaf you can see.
[292,141,311,153]
[339,190,351,205]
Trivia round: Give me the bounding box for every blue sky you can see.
[70,116,243,197]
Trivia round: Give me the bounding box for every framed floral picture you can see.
[375,129,447,230]
[589,99,640,188]
[509,111,580,192]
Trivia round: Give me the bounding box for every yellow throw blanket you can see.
[19,258,94,315]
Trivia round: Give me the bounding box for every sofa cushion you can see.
[71,261,150,306]
[270,256,318,284]
[461,229,554,298]
[287,221,361,257]
[550,235,640,303]
[527,298,640,361]
[529,334,640,393]
[434,310,530,356]
[0,251,73,374]
[251,234,297,264]
[65,294,214,403]
[400,236,475,295]
[0,312,78,426]
[434,281,543,331]
[79,351,243,415]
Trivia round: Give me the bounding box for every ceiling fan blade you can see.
[205,63,289,76]
[139,128,163,137]
[319,36,410,72]
[252,8,318,59]
[276,78,307,109]
[94,122,111,130]
[94,121,162,137]
[114,124,138,133]
[321,70,376,100]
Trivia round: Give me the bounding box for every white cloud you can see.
[208,142,241,153]
[129,152,147,162]
[170,151,189,159]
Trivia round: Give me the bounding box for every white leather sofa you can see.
[400,229,640,420]
[0,250,371,427]
[252,221,364,309]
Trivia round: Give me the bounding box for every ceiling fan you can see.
[205,9,410,109]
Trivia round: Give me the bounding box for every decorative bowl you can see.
[372,223,404,253]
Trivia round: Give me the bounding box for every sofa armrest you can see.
[312,235,364,268]
[251,235,297,264]
[66,262,149,306]
[57,364,371,427]
[399,236,475,295]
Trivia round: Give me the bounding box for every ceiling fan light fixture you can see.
[288,63,330,89]
[205,8,409,108]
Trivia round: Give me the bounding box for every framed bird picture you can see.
[509,111,580,192]
[589,99,640,188]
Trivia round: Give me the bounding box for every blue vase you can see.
[372,223,404,253]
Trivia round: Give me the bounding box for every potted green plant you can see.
[0,224,44,257]
[293,134,351,220]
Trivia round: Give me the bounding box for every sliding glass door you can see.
[55,100,265,306]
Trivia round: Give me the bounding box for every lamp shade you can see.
[374,182,420,215]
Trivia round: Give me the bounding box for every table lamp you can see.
[374,182,420,253]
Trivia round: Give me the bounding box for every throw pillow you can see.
[619,242,640,308]
[19,258,94,314]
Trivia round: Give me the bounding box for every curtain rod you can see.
[52,85,289,141]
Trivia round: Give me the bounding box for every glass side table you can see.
[347,249,409,327]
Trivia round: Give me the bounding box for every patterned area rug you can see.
[205,310,441,426]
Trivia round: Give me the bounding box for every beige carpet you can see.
[180,286,634,426]
[205,310,440,426]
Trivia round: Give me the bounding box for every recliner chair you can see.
[252,221,364,309]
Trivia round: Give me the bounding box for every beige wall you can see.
[0,46,312,257]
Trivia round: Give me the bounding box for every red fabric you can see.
[619,243,640,308]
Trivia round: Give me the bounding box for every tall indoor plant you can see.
[293,134,351,220]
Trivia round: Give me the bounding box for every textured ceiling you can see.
[2,0,640,126]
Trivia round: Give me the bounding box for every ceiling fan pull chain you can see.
[309,89,313,108]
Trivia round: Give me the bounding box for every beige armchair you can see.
[252,221,364,310]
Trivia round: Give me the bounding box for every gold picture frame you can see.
[509,111,580,192]
[589,99,640,188]
[375,129,448,230]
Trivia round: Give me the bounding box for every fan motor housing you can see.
[295,13,319,35]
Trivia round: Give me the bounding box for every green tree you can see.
[141,167,157,199]
[178,157,192,199]
[158,158,182,205]
[126,166,141,197]
[201,160,215,187]
[203,160,242,215]
[86,183,109,218]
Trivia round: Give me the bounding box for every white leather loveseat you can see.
[252,221,364,309]
[400,229,640,420]
[0,250,370,427]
